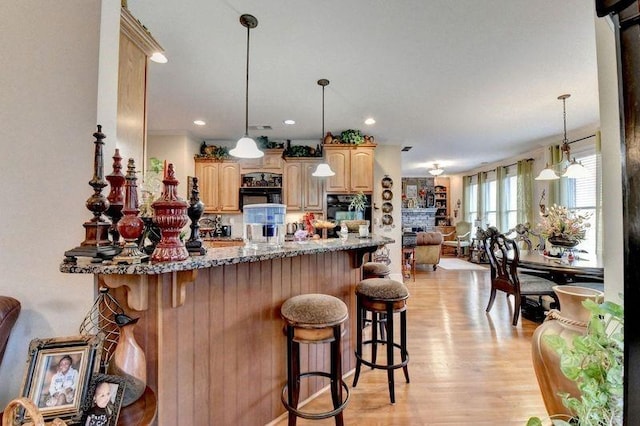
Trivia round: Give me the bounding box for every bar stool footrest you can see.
[281,371,350,420]
[355,341,409,371]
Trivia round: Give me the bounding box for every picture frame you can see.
[80,373,127,426]
[405,184,418,199]
[20,335,100,424]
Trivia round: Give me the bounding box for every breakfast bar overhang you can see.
[60,235,392,425]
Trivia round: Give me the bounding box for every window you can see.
[483,171,497,228]
[568,152,597,254]
[466,176,478,225]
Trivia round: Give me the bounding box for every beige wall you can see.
[373,145,403,280]
[146,133,201,199]
[0,0,121,407]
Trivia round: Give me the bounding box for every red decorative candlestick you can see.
[151,163,189,262]
[113,158,148,264]
[105,149,125,247]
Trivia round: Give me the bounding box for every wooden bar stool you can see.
[361,262,390,338]
[352,278,410,404]
[280,294,350,425]
[362,261,391,279]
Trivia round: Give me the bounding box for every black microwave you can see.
[239,187,283,210]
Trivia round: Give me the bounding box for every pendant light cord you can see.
[245,24,250,137]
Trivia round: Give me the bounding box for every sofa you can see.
[0,296,21,367]
[414,231,443,271]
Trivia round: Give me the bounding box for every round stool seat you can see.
[281,294,348,343]
[362,262,390,278]
[356,278,409,300]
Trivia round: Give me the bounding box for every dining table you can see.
[518,250,604,283]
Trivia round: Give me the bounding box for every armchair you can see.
[414,231,443,271]
[0,296,20,367]
[441,221,472,257]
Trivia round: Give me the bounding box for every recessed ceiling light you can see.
[364,118,376,125]
[193,120,206,126]
[283,119,296,125]
[150,52,168,64]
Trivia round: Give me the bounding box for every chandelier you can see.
[535,94,588,180]
[428,163,444,176]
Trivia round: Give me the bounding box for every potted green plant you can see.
[527,299,624,426]
[340,129,364,145]
[348,192,367,219]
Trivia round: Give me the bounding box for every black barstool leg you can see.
[371,311,378,366]
[401,310,410,383]
[386,303,396,404]
[287,326,299,426]
[331,325,344,426]
[353,297,363,387]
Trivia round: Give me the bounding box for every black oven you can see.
[239,187,283,211]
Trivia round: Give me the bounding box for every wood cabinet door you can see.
[195,161,220,212]
[350,147,374,192]
[303,161,324,211]
[218,162,240,212]
[284,162,303,211]
[325,149,350,193]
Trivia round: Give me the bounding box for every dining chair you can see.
[484,230,559,326]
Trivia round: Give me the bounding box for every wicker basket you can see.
[2,397,67,426]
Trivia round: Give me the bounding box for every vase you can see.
[531,285,604,418]
[108,314,147,407]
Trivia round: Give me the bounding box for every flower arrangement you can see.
[538,204,591,243]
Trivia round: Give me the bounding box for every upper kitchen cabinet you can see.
[194,159,241,213]
[239,148,285,173]
[118,7,164,169]
[323,144,375,193]
[284,158,324,212]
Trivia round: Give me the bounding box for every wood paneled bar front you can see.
[60,235,392,425]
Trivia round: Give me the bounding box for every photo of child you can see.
[81,374,126,426]
[38,353,81,408]
[84,381,116,426]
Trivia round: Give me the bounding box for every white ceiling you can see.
[128,0,601,176]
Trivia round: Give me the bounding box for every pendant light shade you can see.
[534,94,588,180]
[312,163,335,177]
[311,78,335,177]
[230,14,263,159]
[534,165,560,181]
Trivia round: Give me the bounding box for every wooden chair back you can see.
[484,231,521,297]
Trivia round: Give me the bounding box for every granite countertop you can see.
[60,235,394,275]
[201,237,244,242]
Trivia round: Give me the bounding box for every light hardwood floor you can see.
[272,263,547,425]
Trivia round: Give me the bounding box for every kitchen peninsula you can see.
[61,235,392,425]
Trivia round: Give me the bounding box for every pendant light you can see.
[229,14,264,159]
[428,163,444,176]
[312,79,336,177]
[535,94,588,180]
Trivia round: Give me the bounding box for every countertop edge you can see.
[60,236,394,275]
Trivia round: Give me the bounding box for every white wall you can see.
[0,0,121,407]
[595,15,624,304]
[373,145,403,280]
